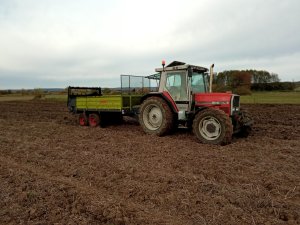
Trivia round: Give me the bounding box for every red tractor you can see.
[138,61,253,145]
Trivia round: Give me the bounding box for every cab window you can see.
[191,73,206,93]
[165,72,187,100]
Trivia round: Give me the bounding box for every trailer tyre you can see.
[79,113,88,126]
[88,113,100,127]
[139,97,174,136]
[193,108,233,145]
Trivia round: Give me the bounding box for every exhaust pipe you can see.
[209,64,214,93]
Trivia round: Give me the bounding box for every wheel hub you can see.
[199,116,221,140]
[206,123,216,133]
[143,104,163,130]
[90,117,96,125]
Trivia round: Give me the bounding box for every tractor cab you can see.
[154,61,210,119]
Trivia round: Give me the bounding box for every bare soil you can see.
[0,101,299,225]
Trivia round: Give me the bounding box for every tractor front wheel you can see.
[193,108,233,145]
[139,97,174,136]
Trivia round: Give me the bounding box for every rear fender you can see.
[141,92,179,113]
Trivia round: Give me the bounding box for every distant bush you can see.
[212,84,252,95]
[212,84,230,93]
[251,82,296,91]
[234,86,252,95]
[214,70,252,95]
[33,94,43,99]
[102,88,111,94]
[0,90,12,95]
[32,88,45,99]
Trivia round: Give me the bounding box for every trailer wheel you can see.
[193,108,233,145]
[79,113,88,126]
[139,97,173,136]
[88,113,100,127]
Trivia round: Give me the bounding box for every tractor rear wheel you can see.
[193,108,233,145]
[79,113,88,126]
[139,97,174,136]
[88,113,100,127]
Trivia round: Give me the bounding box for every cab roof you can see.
[155,61,208,73]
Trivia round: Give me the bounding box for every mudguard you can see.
[141,92,178,114]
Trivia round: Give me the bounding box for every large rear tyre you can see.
[139,97,174,136]
[88,113,100,127]
[193,108,233,145]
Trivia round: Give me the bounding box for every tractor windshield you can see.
[191,72,208,93]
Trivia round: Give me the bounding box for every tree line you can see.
[213,70,296,95]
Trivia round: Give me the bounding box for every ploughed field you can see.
[0,100,299,225]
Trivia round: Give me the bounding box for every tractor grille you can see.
[232,95,240,108]
[231,95,240,115]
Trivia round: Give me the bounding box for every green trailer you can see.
[67,75,157,127]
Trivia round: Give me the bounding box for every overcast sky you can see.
[0,0,299,89]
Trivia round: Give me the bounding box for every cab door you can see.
[161,71,189,112]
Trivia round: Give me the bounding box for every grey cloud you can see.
[0,0,300,89]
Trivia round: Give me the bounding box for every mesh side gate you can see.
[121,75,155,111]
[121,75,149,94]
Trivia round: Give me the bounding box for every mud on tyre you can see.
[139,97,174,136]
[88,113,100,127]
[193,108,233,145]
[79,113,88,126]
